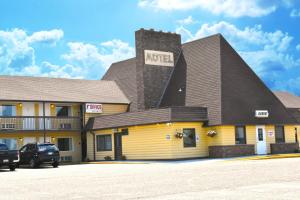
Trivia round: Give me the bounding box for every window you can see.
[56,106,71,117]
[0,138,17,150]
[96,135,112,151]
[183,128,196,148]
[235,126,246,144]
[0,105,16,116]
[275,126,285,143]
[57,138,73,151]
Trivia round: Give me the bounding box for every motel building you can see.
[1,28,300,162]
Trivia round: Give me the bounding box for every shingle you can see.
[88,106,207,130]
[102,58,138,110]
[0,75,130,104]
[273,91,300,108]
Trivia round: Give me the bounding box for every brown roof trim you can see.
[87,106,208,131]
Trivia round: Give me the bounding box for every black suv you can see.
[19,143,60,168]
[0,143,19,171]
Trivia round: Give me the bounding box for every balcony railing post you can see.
[43,102,46,143]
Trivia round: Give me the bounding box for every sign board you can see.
[268,131,274,137]
[144,50,174,67]
[255,110,269,118]
[85,103,103,113]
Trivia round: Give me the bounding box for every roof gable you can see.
[219,36,296,124]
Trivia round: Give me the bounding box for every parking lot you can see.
[1,158,300,200]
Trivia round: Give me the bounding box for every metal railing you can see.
[0,116,81,131]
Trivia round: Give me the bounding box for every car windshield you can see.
[38,144,58,151]
[0,143,8,150]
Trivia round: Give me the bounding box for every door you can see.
[256,125,267,155]
[22,102,35,130]
[114,133,122,160]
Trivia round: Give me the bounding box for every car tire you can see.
[52,161,59,168]
[9,165,16,171]
[30,159,37,168]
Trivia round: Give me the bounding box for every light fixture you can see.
[50,104,55,108]
[19,138,23,141]
[51,137,55,141]
[178,88,183,92]
[18,103,22,107]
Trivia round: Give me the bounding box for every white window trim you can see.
[56,137,74,152]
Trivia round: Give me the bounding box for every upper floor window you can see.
[56,106,71,117]
[275,126,285,143]
[0,105,16,116]
[235,126,246,144]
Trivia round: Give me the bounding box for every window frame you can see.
[275,125,285,143]
[57,137,73,152]
[183,128,196,148]
[235,126,247,144]
[96,134,112,151]
[56,105,71,117]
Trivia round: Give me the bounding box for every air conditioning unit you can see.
[60,123,72,129]
[60,156,72,162]
[1,123,16,130]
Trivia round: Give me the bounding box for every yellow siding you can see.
[205,126,235,146]
[170,123,208,159]
[72,104,80,117]
[88,122,208,160]
[50,104,56,116]
[0,131,82,162]
[284,125,296,143]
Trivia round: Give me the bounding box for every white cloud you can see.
[296,44,300,51]
[290,8,300,17]
[0,28,64,77]
[138,0,277,17]
[0,28,134,79]
[61,39,135,79]
[176,21,300,89]
[27,29,64,44]
[176,16,197,25]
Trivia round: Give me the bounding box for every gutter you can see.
[90,131,96,161]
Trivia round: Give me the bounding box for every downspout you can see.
[90,131,96,161]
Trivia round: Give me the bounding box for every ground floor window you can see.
[57,138,73,151]
[235,126,246,144]
[0,138,17,150]
[96,135,112,151]
[275,126,285,143]
[183,128,196,148]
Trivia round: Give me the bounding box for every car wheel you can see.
[9,165,16,171]
[52,161,59,168]
[30,159,37,168]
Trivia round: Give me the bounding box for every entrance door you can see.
[22,102,35,130]
[256,125,267,155]
[114,133,122,160]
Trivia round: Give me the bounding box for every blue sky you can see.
[0,0,300,95]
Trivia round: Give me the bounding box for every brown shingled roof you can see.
[87,106,207,130]
[102,33,297,125]
[0,75,130,104]
[273,91,300,108]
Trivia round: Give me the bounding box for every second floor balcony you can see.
[0,116,81,132]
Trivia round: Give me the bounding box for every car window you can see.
[38,144,59,151]
[0,143,8,150]
[20,145,27,152]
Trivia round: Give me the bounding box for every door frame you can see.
[256,125,267,155]
[114,133,123,161]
